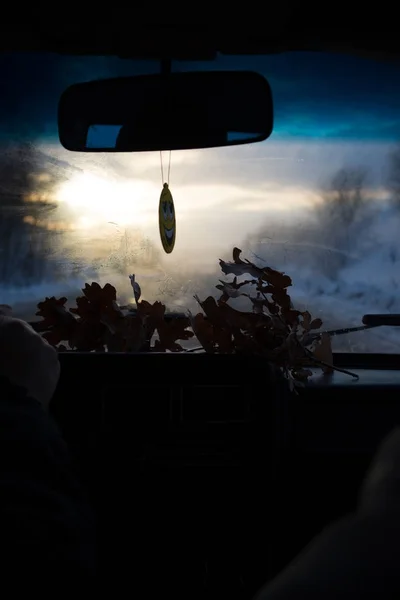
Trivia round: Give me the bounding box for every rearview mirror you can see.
[58,71,273,152]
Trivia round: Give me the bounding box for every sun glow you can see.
[56,172,158,227]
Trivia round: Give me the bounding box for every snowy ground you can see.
[2,204,400,354]
[1,139,399,353]
[5,258,400,355]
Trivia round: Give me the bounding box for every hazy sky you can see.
[3,51,400,140]
[1,51,400,267]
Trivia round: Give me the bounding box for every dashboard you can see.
[50,352,400,596]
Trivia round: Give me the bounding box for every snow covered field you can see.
[1,142,400,354]
[3,205,400,354]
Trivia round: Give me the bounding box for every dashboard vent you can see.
[103,384,256,468]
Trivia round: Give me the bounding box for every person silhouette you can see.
[254,427,400,599]
[0,308,95,590]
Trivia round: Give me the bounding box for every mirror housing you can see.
[58,70,273,152]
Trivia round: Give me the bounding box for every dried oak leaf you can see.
[66,282,124,350]
[261,266,292,289]
[221,247,291,289]
[301,310,323,332]
[282,309,301,326]
[213,327,234,353]
[286,330,306,364]
[189,309,232,353]
[271,289,292,311]
[104,331,125,352]
[84,281,116,305]
[232,329,261,355]
[189,312,215,353]
[215,277,250,303]
[138,299,192,352]
[36,296,77,346]
[36,296,69,326]
[219,247,263,279]
[137,300,165,340]
[71,296,94,321]
[118,315,148,352]
[249,293,265,314]
[267,329,307,367]
[69,320,106,351]
[291,368,313,382]
[129,274,141,304]
[138,300,165,322]
[157,317,194,352]
[103,313,149,353]
[313,332,334,374]
[194,296,228,329]
[71,282,118,323]
[257,284,275,294]
[257,296,279,315]
[252,322,280,351]
[249,292,280,315]
[218,298,264,330]
[197,295,269,332]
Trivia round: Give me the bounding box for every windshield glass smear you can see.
[1,51,400,353]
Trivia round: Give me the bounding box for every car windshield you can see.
[1,51,400,353]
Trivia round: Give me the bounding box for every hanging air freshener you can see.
[158,151,176,253]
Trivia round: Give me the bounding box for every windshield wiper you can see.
[362,314,400,327]
[305,314,400,344]
[28,311,400,353]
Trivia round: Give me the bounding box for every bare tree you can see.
[319,167,367,225]
[314,166,368,274]
[387,146,400,207]
[0,142,64,286]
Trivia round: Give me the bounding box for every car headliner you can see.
[0,17,399,63]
